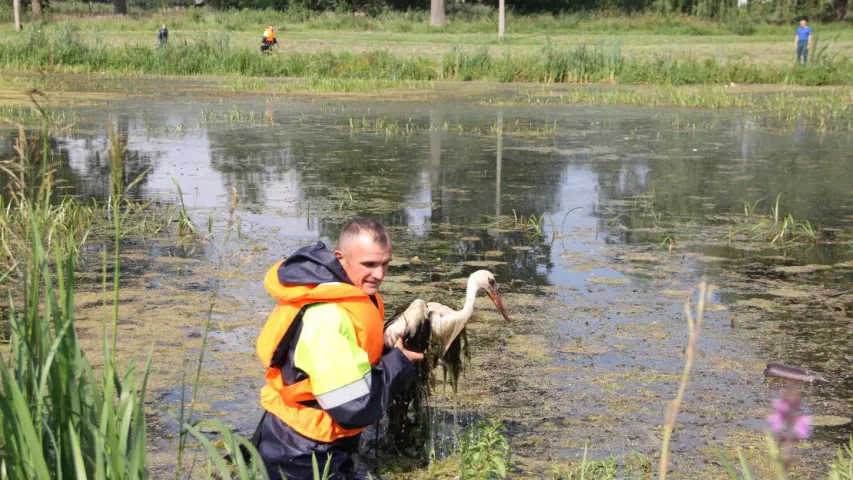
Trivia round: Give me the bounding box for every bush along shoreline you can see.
[2,24,852,86]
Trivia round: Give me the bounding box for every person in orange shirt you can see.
[253,218,423,479]
[261,25,278,53]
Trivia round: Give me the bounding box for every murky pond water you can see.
[3,88,852,477]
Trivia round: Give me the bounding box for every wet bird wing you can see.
[426,302,466,354]
[383,299,429,349]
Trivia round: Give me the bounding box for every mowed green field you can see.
[2,6,852,67]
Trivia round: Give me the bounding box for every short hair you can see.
[338,218,390,249]
[800,16,808,21]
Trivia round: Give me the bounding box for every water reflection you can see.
[2,98,851,458]
[0,115,158,201]
[4,101,853,272]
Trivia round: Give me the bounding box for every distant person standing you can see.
[795,17,812,65]
[157,24,169,48]
[261,25,278,53]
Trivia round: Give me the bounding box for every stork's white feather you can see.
[383,299,429,348]
[383,270,509,354]
[427,270,498,354]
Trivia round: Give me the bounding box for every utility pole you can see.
[498,0,505,40]
[13,0,22,31]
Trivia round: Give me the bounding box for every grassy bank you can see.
[26,3,853,37]
[3,23,853,85]
[4,3,853,72]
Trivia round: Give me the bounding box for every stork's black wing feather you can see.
[404,315,431,353]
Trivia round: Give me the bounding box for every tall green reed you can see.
[0,110,269,479]
[0,127,95,275]
[0,119,151,478]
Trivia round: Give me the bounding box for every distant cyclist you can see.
[261,25,278,53]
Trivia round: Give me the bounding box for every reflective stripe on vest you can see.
[256,262,385,443]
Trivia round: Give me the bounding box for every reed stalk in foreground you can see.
[658,281,711,480]
[0,120,152,478]
[0,114,267,479]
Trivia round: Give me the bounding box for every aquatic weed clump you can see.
[495,87,853,133]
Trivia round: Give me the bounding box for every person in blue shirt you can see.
[795,17,812,65]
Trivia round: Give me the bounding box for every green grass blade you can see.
[67,422,89,479]
[0,358,52,479]
[183,422,234,478]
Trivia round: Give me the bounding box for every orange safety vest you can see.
[256,262,385,443]
[263,29,276,43]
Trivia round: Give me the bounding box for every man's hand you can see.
[394,337,424,363]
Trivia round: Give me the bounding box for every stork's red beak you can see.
[487,285,511,322]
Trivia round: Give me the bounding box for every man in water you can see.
[254,218,423,479]
[157,24,168,48]
[795,17,812,66]
[261,25,278,53]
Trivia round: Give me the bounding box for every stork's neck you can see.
[460,276,480,315]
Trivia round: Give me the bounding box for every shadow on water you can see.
[3,93,853,475]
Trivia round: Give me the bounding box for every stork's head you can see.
[471,270,511,322]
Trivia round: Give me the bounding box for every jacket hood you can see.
[265,242,365,304]
[278,242,352,286]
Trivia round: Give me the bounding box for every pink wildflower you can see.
[768,388,813,474]
[793,415,812,440]
[767,412,784,433]
[772,398,791,414]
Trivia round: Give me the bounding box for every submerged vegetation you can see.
[0,126,851,477]
[490,87,853,132]
[2,22,853,86]
[725,195,822,246]
[602,190,849,251]
[347,115,558,137]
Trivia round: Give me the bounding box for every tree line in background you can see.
[12,0,851,22]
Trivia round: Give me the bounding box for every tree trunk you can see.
[498,0,505,40]
[429,0,445,26]
[836,0,847,21]
[13,0,22,30]
[114,0,127,15]
[31,0,42,20]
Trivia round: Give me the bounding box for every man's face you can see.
[800,19,807,27]
[335,234,391,296]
